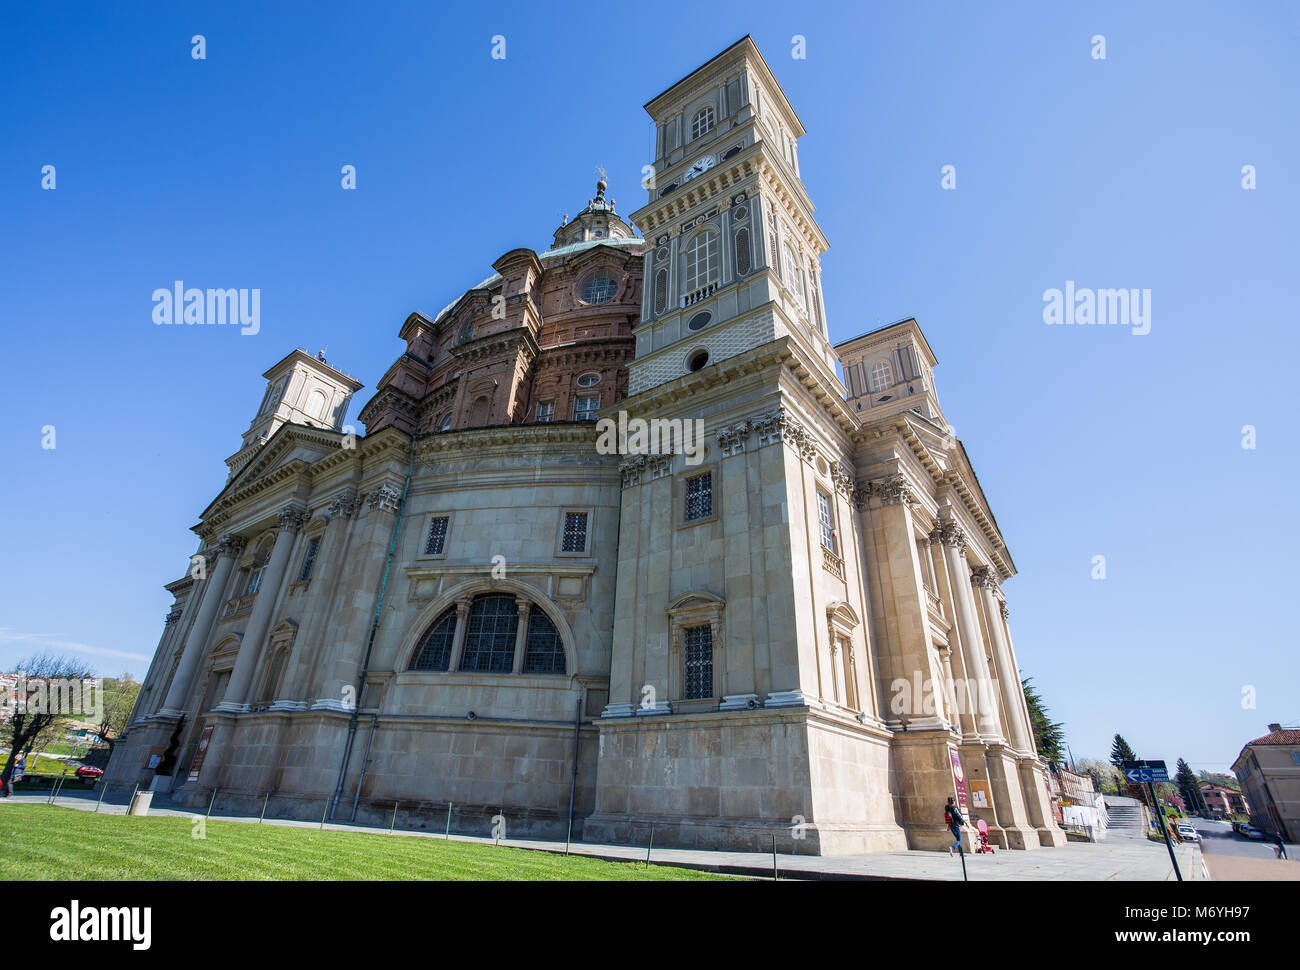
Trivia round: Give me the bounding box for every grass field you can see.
[0,806,733,881]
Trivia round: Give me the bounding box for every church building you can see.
[109,37,1064,854]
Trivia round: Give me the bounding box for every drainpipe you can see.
[330,432,416,819]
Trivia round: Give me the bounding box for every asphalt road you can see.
[1186,817,1292,859]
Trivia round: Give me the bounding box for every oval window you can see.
[688,312,711,332]
[577,373,600,387]
[688,349,709,372]
[580,274,618,304]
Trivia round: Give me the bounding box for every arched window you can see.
[523,609,566,674]
[459,594,518,672]
[868,360,893,392]
[691,106,715,140]
[684,230,719,294]
[654,267,668,314]
[580,274,618,304]
[734,227,751,276]
[411,607,456,671]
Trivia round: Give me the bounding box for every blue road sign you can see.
[1122,760,1169,783]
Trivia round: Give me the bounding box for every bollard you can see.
[389,801,399,835]
[772,836,778,881]
[94,781,108,813]
[206,788,217,819]
[445,801,452,840]
[320,799,329,830]
[646,826,654,869]
[259,792,270,824]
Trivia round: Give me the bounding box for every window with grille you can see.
[684,231,718,293]
[691,106,715,140]
[574,395,600,421]
[412,607,456,671]
[424,516,449,555]
[580,274,618,304]
[654,268,668,314]
[536,401,554,422]
[459,595,518,672]
[561,512,588,553]
[683,625,714,699]
[297,537,320,582]
[817,491,836,553]
[868,360,892,392]
[734,227,750,275]
[522,609,566,674]
[685,472,713,521]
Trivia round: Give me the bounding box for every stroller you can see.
[974,818,996,854]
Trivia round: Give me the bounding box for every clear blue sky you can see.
[2,1,1296,776]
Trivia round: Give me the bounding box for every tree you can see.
[1022,677,1065,767]
[1077,757,1122,794]
[93,673,141,753]
[1197,770,1240,791]
[2,655,96,795]
[1175,758,1207,816]
[1109,734,1138,769]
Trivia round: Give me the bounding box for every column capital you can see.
[217,533,246,558]
[277,505,310,533]
[366,483,403,514]
[970,566,998,589]
[326,489,360,518]
[999,601,1010,621]
[929,520,967,549]
[861,473,919,508]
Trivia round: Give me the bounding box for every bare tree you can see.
[2,654,96,796]
[93,672,141,753]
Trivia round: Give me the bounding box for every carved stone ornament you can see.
[928,520,967,549]
[327,489,361,518]
[217,533,247,558]
[970,566,996,589]
[864,473,918,507]
[999,601,1010,621]
[367,483,403,514]
[619,455,647,488]
[277,506,310,532]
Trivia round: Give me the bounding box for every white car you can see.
[1176,823,1200,842]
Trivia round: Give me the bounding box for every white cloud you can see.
[0,629,151,665]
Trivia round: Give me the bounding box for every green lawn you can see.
[0,806,733,881]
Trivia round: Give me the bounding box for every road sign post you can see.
[1123,760,1182,882]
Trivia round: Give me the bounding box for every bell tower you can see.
[628,35,839,395]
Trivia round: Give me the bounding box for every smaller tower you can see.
[835,317,945,425]
[551,175,635,249]
[225,349,363,480]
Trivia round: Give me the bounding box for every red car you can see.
[74,766,103,779]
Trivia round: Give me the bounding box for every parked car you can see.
[74,765,103,779]
[1176,823,1200,842]
[1234,822,1263,840]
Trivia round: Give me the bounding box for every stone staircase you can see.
[1104,796,1148,839]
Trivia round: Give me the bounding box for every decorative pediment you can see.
[667,590,725,617]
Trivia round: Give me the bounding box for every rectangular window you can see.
[423,516,449,556]
[1292,752,1300,766]
[684,625,714,700]
[297,537,320,582]
[246,567,264,596]
[561,512,588,553]
[574,395,600,421]
[685,473,713,521]
[817,491,836,553]
[536,401,554,423]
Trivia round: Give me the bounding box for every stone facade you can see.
[108,36,1064,854]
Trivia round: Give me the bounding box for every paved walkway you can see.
[2,789,1204,881]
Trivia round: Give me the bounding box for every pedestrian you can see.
[1273,831,1288,860]
[944,797,965,857]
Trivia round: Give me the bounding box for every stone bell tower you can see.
[225,349,362,481]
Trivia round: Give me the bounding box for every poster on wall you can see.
[948,744,969,813]
[187,724,215,782]
[968,779,991,811]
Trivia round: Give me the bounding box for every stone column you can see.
[446,598,472,672]
[156,535,243,717]
[933,521,1002,741]
[216,506,306,712]
[510,598,531,673]
[972,568,1032,754]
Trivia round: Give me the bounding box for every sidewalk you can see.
[2,789,1203,881]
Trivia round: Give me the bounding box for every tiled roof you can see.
[1245,728,1300,746]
